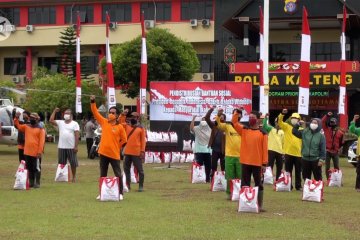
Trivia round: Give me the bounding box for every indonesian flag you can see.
[298,7,311,115]
[338,6,347,115]
[139,11,148,115]
[106,12,116,109]
[259,7,267,115]
[75,12,82,113]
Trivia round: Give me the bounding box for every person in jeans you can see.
[292,118,326,181]
[204,107,225,180]
[90,95,127,200]
[262,115,284,180]
[190,115,212,182]
[50,108,80,183]
[278,109,303,190]
[84,117,97,158]
[349,114,360,192]
[232,110,268,212]
[119,110,146,192]
[14,112,45,188]
[321,112,344,179]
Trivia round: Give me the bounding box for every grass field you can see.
[1,142,360,240]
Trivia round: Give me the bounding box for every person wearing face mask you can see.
[90,96,127,200]
[190,115,212,182]
[204,106,226,181]
[50,108,80,183]
[118,110,146,192]
[232,110,268,212]
[278,109,303,190]
[12,109,31,163]
[349,114,360,191]
[321,112,344,179]
[14,112,45,188]
[292,118,326,181]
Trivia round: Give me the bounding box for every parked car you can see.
[348,141,358,167]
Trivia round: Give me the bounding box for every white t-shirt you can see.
[56,120,80,149]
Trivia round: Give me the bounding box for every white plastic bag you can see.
[153,152,162,163]
[183,140,192,152]
[185,153,194,163]
[163,152,171,163]
[230,179,241,201]
[14,169,29,190]
[144,152,154,164]
[263,166,274,185]
[170,132,178,143]
[274,171,291,192]
[122,173,129,193]
[210,171,226,192]
[171,152,180,163]
[191,162,206,184]
[179,153,186,163]
[162,132,170,142]
[99,177,120,201]
[327,169,342,187]
[55,164,70,182]
[302,179,324,203]
[238,186,259,213]
[131,164,138,183]
[15,160,26,178]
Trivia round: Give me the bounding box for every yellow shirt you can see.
[278,113,302,157]
[216,116,241,157]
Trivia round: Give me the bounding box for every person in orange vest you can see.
[14,112,45,188]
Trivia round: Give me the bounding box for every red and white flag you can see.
[298,7,311,115]
[338,6,347,115]
[75,12,82,113]
[259,6,267,115]
[139,11,148,115]
[106,12,116,109]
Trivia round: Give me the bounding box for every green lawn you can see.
[0,142,359,240]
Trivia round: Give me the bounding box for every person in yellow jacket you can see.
[278,109,303,190]
[215,107,241,199]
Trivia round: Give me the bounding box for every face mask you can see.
[64,114,71,121]
[310,123,318,130]
[130,118,138,125]
[200,121,207,127]
[30,119,37,125]
[249,118,257,127]
[291,118,299,125]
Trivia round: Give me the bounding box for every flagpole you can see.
[339,4,347,128]
[106,11,116,110]
[75,11,82,114]
[263,0,269,114]
[139,11,148,115]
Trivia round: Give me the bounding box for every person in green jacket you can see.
[278,109,303,190]
[349,114,360,191]
[292,118,326,181]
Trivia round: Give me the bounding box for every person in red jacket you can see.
[321,112,344,179]
[232,109,268,212]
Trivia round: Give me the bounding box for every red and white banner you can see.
[259,6,268,115]
[298,7,311,115]
[338,6,347,115]
[139,12,148,115]
[150,82,252,121]
[75,12,82,113]
[106,12,116,109]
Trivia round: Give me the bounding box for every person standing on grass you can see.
[14,112,45,188]
[12,109,30,162]
[262,114,284,180]
[50,108,80,183]
[292,118,326,181]
[232,110,268,211]
[119,110,146,192]
[349,114,360,192]
[91,95,127,200]
[190,115,212,183]
[215,107,241,199]
[321,112,344,179]
[84,117,97,159]
[205,106,225,180]
[278,109,303,190]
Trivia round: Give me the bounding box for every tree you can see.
[0,79,17,102]
[23,71,102,116]
[101,28,200,98]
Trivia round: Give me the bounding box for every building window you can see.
[197,54,213,73]
[0,8,20,26]
[83,56,98,74]
[141,2,171,21]
[181,0,213,20]
[38,57,59,73]
[4,58,26,75]
[102,4,131,22]
[28,7,56,25]
[65,5,94,24]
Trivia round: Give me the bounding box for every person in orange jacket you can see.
[14,112,45,188]
[90,95,127,200]
[119,109,146,192]
[232,109,268,211]
[12,109,30,162]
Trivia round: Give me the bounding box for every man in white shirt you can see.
[50,108,80,182]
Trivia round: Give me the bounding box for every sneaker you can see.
[119,194,124,201]
[96,195,100,200]
[33,184,40,189]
